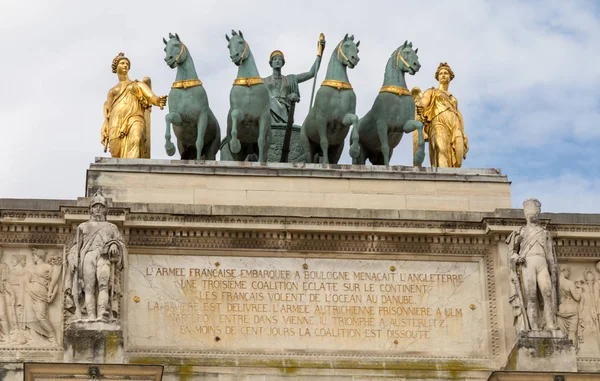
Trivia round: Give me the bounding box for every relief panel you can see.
[0,246,62,347]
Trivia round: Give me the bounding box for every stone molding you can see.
[1,201,600,368]
[90,157,508,183]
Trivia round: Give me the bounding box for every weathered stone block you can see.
[64,323,124,364]
[506,331,577,372]
[87,158,511,212]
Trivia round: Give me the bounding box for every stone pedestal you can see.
[506,331,577,372]
[86,158,511,212]
[64,322,124,364]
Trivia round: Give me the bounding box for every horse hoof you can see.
[230,138,241,153]
[165,142,176,157]
[349,143,360,159]
[415,148,425,165]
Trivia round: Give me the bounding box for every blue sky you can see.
[0,0,598,213]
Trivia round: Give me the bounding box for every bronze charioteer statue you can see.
[264,35,326,162]
[263,35,326,125]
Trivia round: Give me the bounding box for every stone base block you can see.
[506,330,577,372]
[86,158,511,212]
[64,323,124,363]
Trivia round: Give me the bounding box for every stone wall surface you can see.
[0,160,599,380]
[128,255,485,355]
[86,159,511,212]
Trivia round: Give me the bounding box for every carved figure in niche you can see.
[8,254,26,339]
[557,265,581,350]
[506,198,559,332]
[0,248,10,341]
[22,248,61,344]
[575,269,600,350]
[65,191,125,324]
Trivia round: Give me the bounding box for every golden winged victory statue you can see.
[412,62,468,167]
[101,52,167,158]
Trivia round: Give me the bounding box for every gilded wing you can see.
[141,77,152,158]
[411,87,425,166]
[141,76,152,88]
[411,86,423,105]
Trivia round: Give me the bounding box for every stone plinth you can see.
[86,158,511,212]
[489,371,600,380]
[506,331,577,372]
[64,322,124,364]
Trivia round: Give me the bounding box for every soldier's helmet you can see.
[90,191,108,208]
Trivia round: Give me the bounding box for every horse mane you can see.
[384,46,403,83]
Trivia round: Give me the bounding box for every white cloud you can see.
[0,0,598,213]
[512,172,600,213]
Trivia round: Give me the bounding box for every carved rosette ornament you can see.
[64,191,126,328]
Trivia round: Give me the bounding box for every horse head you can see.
[336,34,360,69]
[163,33,188,68]
[225,30,249,66]
[395,41,420,75]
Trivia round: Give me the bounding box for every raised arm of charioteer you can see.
[296,34,326,84]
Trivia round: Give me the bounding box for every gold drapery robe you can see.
[103,80,151,159]
[423,88,468,167]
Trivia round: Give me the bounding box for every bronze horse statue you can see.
[351,41,425,165]
[225,30,271,162]
[163,33,220,160]
[301,34,360,164]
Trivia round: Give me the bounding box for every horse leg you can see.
[329,143,345,165]
[352,141,367,165]
[358,142,369,165]
[370,152,384,165]
[404,119,425,166]
[257,110,270,163]
[346,114,360,160]
[317,121,330,164]
[229,109,242,154]
[300,126,313,163]
[164,112,181,157]
[179,140,191,160]
[196,111,208,160]
[204,120,221,161]
[374,119,391,165]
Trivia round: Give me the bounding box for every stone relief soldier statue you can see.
[506,198,560,333]
[64,191,126,325]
